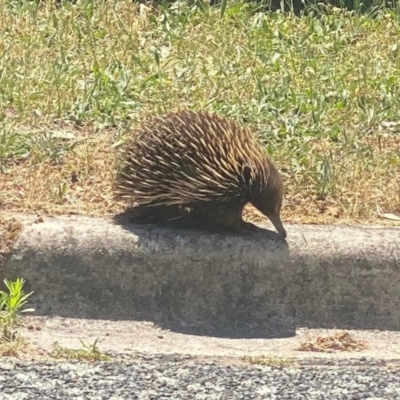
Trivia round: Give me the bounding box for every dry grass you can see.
[242,355,293,367]
[0,334,28,358]
[0,216,23,270]
[0,0,399,226]
[0,121,118,216]
[296,331,368,353]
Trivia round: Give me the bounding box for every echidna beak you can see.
[268,215,287,239]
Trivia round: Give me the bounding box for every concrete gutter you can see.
[3,214,400,338]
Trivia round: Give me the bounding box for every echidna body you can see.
[115,109,286,238]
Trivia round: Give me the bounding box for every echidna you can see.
[114,109,287,239]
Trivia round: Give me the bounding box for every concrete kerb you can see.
[2,214,400,339]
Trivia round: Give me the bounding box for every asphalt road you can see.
[1,359,399,400]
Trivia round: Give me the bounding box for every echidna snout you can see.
[268,214,286,239]
[251,163,286,239]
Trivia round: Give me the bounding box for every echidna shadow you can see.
[112,109,288,244]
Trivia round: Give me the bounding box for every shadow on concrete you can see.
[13,211,294,340]
[23,294,296,339]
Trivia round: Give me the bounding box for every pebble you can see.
[0,360,399,399]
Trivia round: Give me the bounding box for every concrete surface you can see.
[17,315,400,366]
[3,214,400,338]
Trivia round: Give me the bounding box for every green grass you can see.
[0,277,34,357]
[50,338,112,362]
[0,0,399,224]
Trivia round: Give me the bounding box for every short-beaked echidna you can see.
[114,109,286,238]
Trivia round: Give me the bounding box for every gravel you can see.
[1,359,400,400]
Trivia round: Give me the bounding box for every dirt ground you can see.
[7,316,400,368]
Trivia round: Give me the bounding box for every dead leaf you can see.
[381,213,400,221]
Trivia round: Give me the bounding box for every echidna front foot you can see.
[186,201,253,234]
[239,220,260,233]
